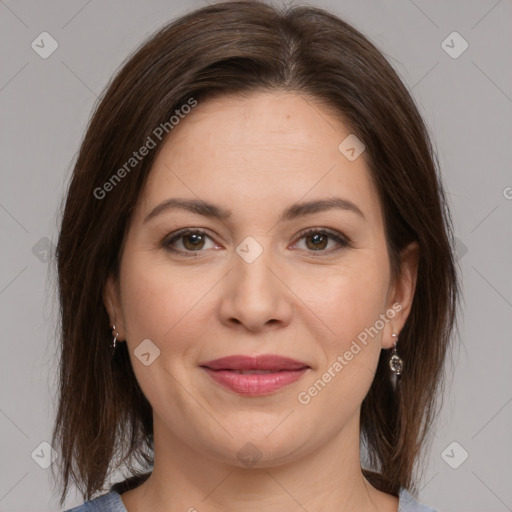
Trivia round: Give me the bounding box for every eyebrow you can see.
[143,196,365,224]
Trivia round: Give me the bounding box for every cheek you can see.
[289,255,389,345]
[119,251,185,343]
[118,256,204,401]
[119,253,219,351]
[293,260,389,422]
[121,273,172,341]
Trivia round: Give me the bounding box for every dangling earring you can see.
[389,333,403,376]
[110,324,119,355]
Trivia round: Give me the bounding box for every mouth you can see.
[213,369,295,374]
[199,355,310,395]
[199,354,310,371]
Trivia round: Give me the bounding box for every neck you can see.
[121,411,397,512]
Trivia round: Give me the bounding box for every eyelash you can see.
[163,227,350,257]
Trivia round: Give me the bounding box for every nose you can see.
[218,245,293,333]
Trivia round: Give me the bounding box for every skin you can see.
[104,91,419,512]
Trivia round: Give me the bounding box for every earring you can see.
[389,333,403,376]
[110,324,119,355]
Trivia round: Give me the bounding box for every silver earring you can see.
[389,333,403,376]
[110,324,119,355]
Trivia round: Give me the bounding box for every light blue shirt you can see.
[64,487,440,511]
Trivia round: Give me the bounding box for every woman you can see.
[52,1,460,511]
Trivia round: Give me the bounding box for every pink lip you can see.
[199,355,310,396]
[200,354,309,371]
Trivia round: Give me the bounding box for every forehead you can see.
[133,91,383,229]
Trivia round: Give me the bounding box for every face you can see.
[104,91,418,467]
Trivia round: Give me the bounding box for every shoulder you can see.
[63,472,150,511]
[63,484,437,512]
[63,490,126,512]
[398,488,441,512]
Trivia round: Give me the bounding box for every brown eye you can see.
[181,232,206,251]
[304,232,329,251]
[294,228,349,254]
[164,229,217,256]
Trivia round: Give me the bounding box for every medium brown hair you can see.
[51,0,460,506]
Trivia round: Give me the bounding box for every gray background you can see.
[0,0,511,510]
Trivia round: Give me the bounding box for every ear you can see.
[103,272,126,341]
[382,241,420,349]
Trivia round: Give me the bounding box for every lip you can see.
[200,354,309,371]
[199,355,310,396]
